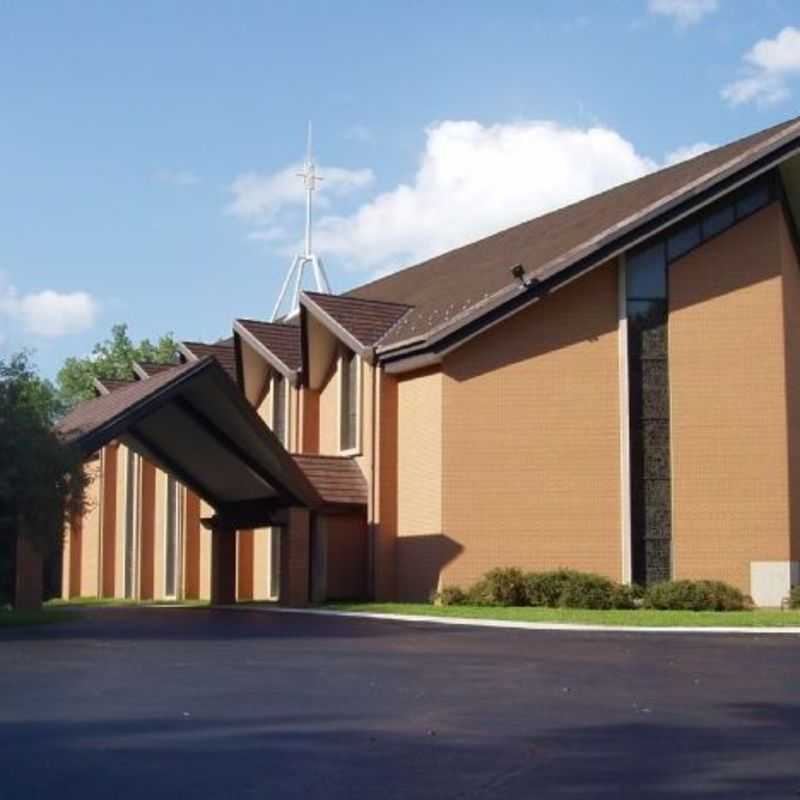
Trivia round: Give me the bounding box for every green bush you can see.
[558,573,621,610]
[523,570,580,607]
[433,586,468,606]
[643,580,751,611]
[467,567,527,606]
[611,583,642,610]
[789,586,800,610]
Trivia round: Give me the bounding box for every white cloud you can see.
[664,141,715,165]
[154,168,200,186]
[309,120,659,272]
[648,0,718,27]
[227,162,374,222]
[722,27,800,106]
[0,275,99,338]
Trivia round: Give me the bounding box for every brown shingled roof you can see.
[293,454,367,508]
[234,319,302,372]
[93,377,136,396]
[180,341,238,381]
[58,361,199,444]
[135,361,176,377]
[347,115,800,350]
[301,292,412,350]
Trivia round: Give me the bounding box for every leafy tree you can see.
[0,352,89,604]
[57,323,178,408]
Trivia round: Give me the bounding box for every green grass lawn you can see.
[0,608,75,627]
[46,597,209,608]
[325,602,800,628]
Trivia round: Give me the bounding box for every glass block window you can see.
[626,244,672,586]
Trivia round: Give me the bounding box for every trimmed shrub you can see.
[558,573,620,610]
[789,586,800,610]
[433,586,468,606]
[643,580,751,611]
[467,567,527,606]
[611,583,642,610]
[523,570,580,607]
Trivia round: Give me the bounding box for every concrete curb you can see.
[217,604,800,635]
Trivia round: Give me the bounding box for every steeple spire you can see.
[271,122,332,321]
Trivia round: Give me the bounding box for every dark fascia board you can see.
[298,292,373,362]
[232,319,300,386]
[379,129,800,370]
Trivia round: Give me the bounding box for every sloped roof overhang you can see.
[232,320,300,385]
[57,357,322,527]
[377,122,800,372]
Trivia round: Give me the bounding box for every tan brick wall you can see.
[437,258,622,595]
[318,360,339,455]
[779,210,800,564]
[374,370,398,600]
[82,461,101,597]
[394,368,444,600]
[251,527,273,600]
[669,203,793,592]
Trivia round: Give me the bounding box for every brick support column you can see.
[14,527,43,612]
[279,508,311,607]
[210,525,237,605]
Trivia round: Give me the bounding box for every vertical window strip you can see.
[340,349,358,452]
[273,374,287,446]
[124,449,137,599]
[165,476,178,597]
[626,244,672,587]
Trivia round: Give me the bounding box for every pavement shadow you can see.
[1,703,799,799]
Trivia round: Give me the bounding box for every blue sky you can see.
[1,0,799,377]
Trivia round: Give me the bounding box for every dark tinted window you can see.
[627,242,666,298]
[736,182,770,219]
[667,223,701,262]
[702,204,735,239]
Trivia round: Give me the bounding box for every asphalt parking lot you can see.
[1,607,799,799]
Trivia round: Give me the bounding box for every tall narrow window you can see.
[164,476,181,598]
[626,243,672,586]
[269,528,280,600]
[123,448,138,599]
[339,348,359,452]
[272,374,287,446]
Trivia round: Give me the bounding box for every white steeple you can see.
[271,122,332,321]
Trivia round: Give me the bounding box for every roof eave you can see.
[231,320,300,386]
[377,126,800,372]
[298,292,372,361]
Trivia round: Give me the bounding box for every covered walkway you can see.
[51,357,366,609]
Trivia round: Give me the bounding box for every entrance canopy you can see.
[57,357,322,527]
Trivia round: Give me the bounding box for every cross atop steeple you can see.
[271,122,332,321]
